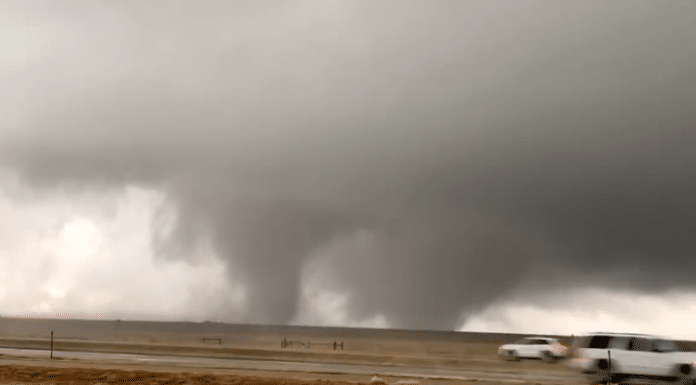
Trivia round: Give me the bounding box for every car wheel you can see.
[509,350,519,362]
[675,365,693,385]
[542,351,556,363]
[589,360,611,385]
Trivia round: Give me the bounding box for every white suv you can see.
[571,332,696,385]
[498,337,568,362]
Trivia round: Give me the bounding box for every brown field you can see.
[0,362,570,385]
[0,318,589,385]
[0,363,365,385]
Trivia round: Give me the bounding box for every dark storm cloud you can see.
[2,1,696,328]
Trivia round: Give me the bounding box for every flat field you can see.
[0,318,583,385]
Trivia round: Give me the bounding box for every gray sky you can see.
[2,1,696,333]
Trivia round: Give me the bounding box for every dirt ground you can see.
[0,361,493,385]
[0,363,360,385]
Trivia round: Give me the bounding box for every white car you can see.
[571,332,696,385]
[498,336,568,362]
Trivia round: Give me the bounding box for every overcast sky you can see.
[2,1,696,338]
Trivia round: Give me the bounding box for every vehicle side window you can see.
[627,338,636,351]
[650,340,661,352]
[638,338,652,352]
[588,336,614,349]
[537,340,548,345]
[610,337,630,350]
[655,339,676,352]
[629,338,651,352]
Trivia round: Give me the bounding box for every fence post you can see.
[50,331,54,359]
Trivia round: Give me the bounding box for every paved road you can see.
[0,347,584,383]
